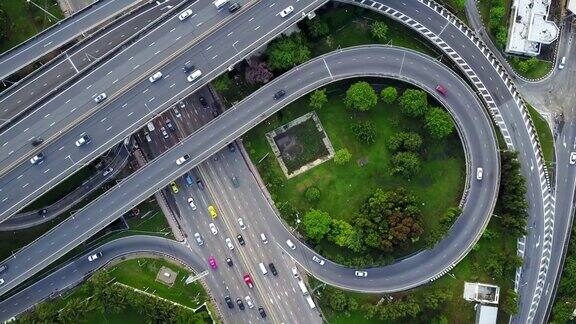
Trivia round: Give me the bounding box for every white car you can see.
[225,237,235,250]
[187,197,197,210]
[279,5,294,17]
[75,134,91,147]
[148,71,163,83]
[173,107,182,118]
[102,167,113,176]
[29,153,45,165]
[161,126,168,139]
[476,167,483,180]
[88,252,102,262]
[286,239,296,250]
[312,255,325,266]
[237,218,246,230]
[0,278,4,285]
[194,232,204,246]
[209,222,218,235]
[245,296,254,309]
[176,154,190,165]
[291,267,299,279]
[570,152,576,165]
[178,8,193,21]
[354,270,368,277]
[94,92,107,103]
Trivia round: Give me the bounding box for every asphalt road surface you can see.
[0,0,145,80]
[139,88,321,323]
[0,235,207,321]
[0,0,182,128]
[0,46,499,299]
[0,0,326,225]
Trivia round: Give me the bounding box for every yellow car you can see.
[170,182,179,194]
[208,205,217,218]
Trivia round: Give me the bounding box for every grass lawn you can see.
[526,104,554,165]
[509,58,553,79]
[0,0,64,54]
[311,5,438,58]
[108,258,208,309]
[243,81,465,262]
[125,199,174,237]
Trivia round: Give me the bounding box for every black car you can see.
[228,2,241,12]
[196,179,204,190]
[31,138,43,146]
[268,263,278,276]
[237,234,245,246]
[258,307,267,318]
[236,298,245,310]
[183,61,195,73]
[227,143,236,152]
[226,257,233,267]
[199,96,208,107]
[225,296,234,309]
[273,90,285,100]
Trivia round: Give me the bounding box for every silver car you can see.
[194,232,204,246]
[94,92,107,103]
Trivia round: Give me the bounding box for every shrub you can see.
[351,121,377,144]
[344,81,378,111]
[305,186,321,202]
[380,86,398,104]
[370,21,388,41]
[399,89,428,117]
[333,148,352,165]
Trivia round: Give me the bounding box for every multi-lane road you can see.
[0,45,499,301]
[0,0,146,80]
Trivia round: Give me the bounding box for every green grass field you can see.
[509,58,553,79]
[109,258,208,309]
[244,82,464,261]
[526,104,554,165]
[0,0,64,54]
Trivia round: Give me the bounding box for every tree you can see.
[387,132,422,152]
[552,298,575,323]
[390,152,421,177]
[425,107,454,139]
[351,121,377,144]
[399,89,428,117]
[329,219,361,252]
[325,287,349,312]
[334,148,352,165]
[496,151,528,236]
[305,186,321,202]
[380,86,398,104]
[370,21,389,41]
[309,88,328,109]
[212,74,232,92]
[502,289,519,315]
[266,33,311,71]
[302,209,331,241]
[344,81,378,111]
[304,17,329,39]
[245,58,273,85]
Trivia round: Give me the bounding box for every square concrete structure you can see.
[155,266,177,287]
[475,304,498,324]
[463,282,500,304]
[506,0,559,56]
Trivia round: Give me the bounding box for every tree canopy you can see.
[399,89,428,117]
[333,148,352,165]
[344,81,378,111]
[390,151,421,177]
[380,86,398,104]
[425,107,454,139]
[266,33,311,71]
[303,209,332,241]
[309,88,328,109]
[387,132,422,152]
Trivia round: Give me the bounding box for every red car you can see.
[243,273,254,289]
[208,256,217,269]
[436,84,448,96]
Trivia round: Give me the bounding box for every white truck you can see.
[298,280,309,295]
[305,295,316,309]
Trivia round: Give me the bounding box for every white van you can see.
[260,233,268,244]
[259,262,268,275]
[559,56,566,70]
[213,0,229,9]
[147,122,155,132]
[187,69,202,82]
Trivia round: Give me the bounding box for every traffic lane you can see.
[0,0,320,220]
[0,0,207,168]
[0,46,493,296]
[0,0,175,121]
[0,235,206,321]
[0,0,147,79]
[205,147,322,322]
[0,0,213,169]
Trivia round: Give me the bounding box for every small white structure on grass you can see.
[463,282,500,304]
[475,304,498,324]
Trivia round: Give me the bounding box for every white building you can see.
[506,0,559,56]
[475,305,498,324]
[568,0,576,14]
[463,282,500,304]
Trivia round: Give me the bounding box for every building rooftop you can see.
[506,0,559,56]
[463,282,500,304]
[475,305,498,324]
